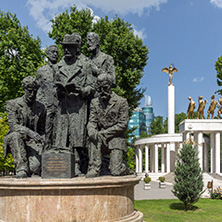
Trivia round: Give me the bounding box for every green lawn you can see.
[135,199,222,222]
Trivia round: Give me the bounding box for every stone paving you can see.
[134,180,176,200]
[134,173,222,200]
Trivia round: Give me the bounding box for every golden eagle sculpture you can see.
[162,64,178,86]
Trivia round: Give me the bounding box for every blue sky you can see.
[1,0,222,118]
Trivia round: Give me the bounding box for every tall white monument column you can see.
[168,85,175,134]
[145,145,149,173]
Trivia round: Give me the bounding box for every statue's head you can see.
[61,33,81,59]
[188,96,191,101]
[46,45,58,64]
[22,76,39,103]
[97,73,112,101]
[87,32,100,53]
[211,94,215,99]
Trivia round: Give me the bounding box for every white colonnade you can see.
[180,119,222,174]
[135,134,183,174]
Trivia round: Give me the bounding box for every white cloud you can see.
[193,77,204,82]
[84,0,168,16]
[210,0,222,8]
[27,0,92,32]
[27,0,167,33]
[132,26,147,40]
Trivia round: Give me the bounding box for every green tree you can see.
[149,116,165,135]
[0,112,14,175]
[0,11,45,112]
[172,143,204,211]
[49,5,149,114]
[215,55,222,95]
[163,112,187,133]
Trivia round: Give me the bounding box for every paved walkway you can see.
[134,181,176,200]
[134,173,222,200]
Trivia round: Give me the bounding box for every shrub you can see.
[144,176,151,184]
[210,186,222,200]
[172,143,204,211]
[158,176,165,183]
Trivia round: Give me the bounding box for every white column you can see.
[150,145,154,172]
[161,143,165,172]
[138,145,143,173]
[166,143,170,173]
[215,132,220,174]
[178,143,183,155]
[145,145,149,173]
[154,144,158,173]
[204,142,209,172]
[168,85,175,134]
[210,133,215,173]
[135,146,139,173]
[197,132,203,170]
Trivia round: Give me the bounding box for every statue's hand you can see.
[88,129,98,143]
[81,86,92,98]
[98,131,108,147]
[29,131,43,143]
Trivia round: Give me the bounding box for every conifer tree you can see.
[172,143,204,211]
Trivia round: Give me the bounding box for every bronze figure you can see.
[3,76,46,178]
[197,96,208,119]
[86,74,128,177]
[207,95,219,119]
[162,64,178,86]
[187,97,196,119]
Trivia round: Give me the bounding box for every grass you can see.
[135,199,222,222]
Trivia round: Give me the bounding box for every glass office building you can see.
[128,95,154,143]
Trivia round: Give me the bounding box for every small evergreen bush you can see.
[172,143,204,211]
[143,176,151,184]
[158,176,165,183]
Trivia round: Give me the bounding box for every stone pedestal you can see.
[0,175,143,222]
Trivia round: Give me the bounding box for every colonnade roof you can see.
[135,133,183,146]
[179,119,222,133]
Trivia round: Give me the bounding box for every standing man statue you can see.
[187,97,196,119]
[86,74,128,178]
[207,94,219,119]
[53,33,96,176]
[162,64,178,86]
[3,76,46,178]
[197,96,208,119]
[87,32,116,86]
[218,97,222,119]
[36,45,59,149]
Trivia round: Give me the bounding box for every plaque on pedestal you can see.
[41,149,75,179]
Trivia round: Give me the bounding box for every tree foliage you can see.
[215,55,222,95]
[49,6,149,114]
[0,11,45,111]
[172,143,204,211]
[163,112,187,133]
[0,112,14,174]
[149,116,165,135]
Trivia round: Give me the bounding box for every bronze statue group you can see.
[3,32,129,179]
[187,94,222,119]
